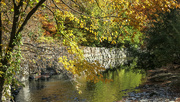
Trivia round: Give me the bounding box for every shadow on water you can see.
[76,64,146,102]
[15,61,146,102]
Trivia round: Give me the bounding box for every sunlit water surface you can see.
[15,68,146,102]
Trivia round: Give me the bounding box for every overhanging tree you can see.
[48,0,179,83]
[0,0,179,101]
[0,0,46,100]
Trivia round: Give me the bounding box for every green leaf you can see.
[0,71,3,77]
[11,8,14,12]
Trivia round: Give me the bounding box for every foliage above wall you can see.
[44,0,179,83]
[0,0,179,100]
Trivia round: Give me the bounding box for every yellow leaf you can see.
[108,37,112,42]
[111,40,116,44]
[1,1,6,5]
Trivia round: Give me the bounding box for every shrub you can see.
[146,8,180,66]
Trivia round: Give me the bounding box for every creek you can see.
[15,65,146,102]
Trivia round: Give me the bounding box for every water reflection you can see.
[77,67,146,102]
[15,67,146,102]
[15,76,80,102]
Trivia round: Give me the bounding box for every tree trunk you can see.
[0,0,46,101]
[0,72,5,101]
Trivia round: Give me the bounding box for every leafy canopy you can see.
[42,0,179,83]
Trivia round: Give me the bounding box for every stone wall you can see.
[82,47,127,69]
[18,46,127,81]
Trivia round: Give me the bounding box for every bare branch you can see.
[60,0,83,14]
[24,1,29,10]
[23,43,36,47]
[16,0,46,35]
[45,5,60,31]
[79,0,87,8]
[70,0,82,7]
[95,0,104,12]
[21,50,36,54]
[12,0,17,7]
[51,0,64,12]
[24,0,30,13]
[45,4,57,16]
[0,0,2,55]
[58,0,137,22]
[17,0,24,9]
[4,12,11,22]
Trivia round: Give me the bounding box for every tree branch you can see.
[12,0,16,7]
[94,0,104,12]
[8,1,21,52]
[60,0,83,14]
[16,0,46,35]
[24,0,30,11]
[17,0,24,9]
[52,0,64,12]
[0,0,2,56]
[59,0,137,22]
[4,0,46,65]
[70,0,82,7]
[45,5,60,32]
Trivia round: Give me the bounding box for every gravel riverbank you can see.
[118,63,180,102]
[119,84,180,102]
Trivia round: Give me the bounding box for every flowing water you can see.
[15,66,146,102]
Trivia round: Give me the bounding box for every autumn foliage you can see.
[0,0,180,100]
[42,21,57,37]
[43,0,180,83]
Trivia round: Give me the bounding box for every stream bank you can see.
[14,65,146,102]
[118,63,180,102]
